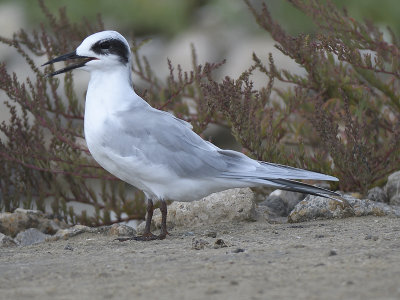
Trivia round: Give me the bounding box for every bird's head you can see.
[43,30,131,77]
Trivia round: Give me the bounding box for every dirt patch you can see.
[1,216,399,300]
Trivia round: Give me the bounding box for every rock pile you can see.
[0,208,68,237]
[259,170,400,222]
[288,194,400,223]
[0,209,136,247]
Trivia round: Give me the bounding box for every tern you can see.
[43,31,340,240]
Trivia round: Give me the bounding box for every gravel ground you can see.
[1,216,400,300]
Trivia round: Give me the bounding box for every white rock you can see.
[138,188,257,233]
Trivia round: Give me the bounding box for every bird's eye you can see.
[100,41,111,50]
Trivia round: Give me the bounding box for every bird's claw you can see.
[115,232,167,242]
[114,236,135,242]
[133,232,166,241]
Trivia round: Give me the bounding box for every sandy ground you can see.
[0,216,400,300]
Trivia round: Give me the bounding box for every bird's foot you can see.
[115,232,166,242]
[132,232,167,241]
[114,236,135,242]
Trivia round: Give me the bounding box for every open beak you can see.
[42,51,96,77]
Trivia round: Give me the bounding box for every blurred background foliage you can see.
[1,0,400,37]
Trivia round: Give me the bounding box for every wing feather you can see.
[101,105,338,187]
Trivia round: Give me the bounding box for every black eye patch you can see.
[100,41,111,49]
[91,38,129,64]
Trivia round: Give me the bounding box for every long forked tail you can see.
[216,150,341,199]
[267,178,341,200]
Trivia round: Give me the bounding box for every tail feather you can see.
[258,161,339,182]
[216,150,340,199]
[267,178,341,200]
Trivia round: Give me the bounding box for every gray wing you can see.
[102,106,250,178]
[102,105,338,182]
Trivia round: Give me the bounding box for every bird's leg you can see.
[116,199,168,242]
[115,198,156,242]
[134,199,169,240]
[132,198,159,241]
[143,198,154,235]
[158,200,168,239]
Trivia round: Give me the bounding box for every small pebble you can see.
[232,248,245,253]
[64,244,74,251]
[328,249,337,256]
[365,234,378,241]
[192,238,209,250]
[214,239,228,249]
[205,230,217,238]
[0,233,18,247]
[289,225,304,228]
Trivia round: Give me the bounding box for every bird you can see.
[43,31,340,241]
